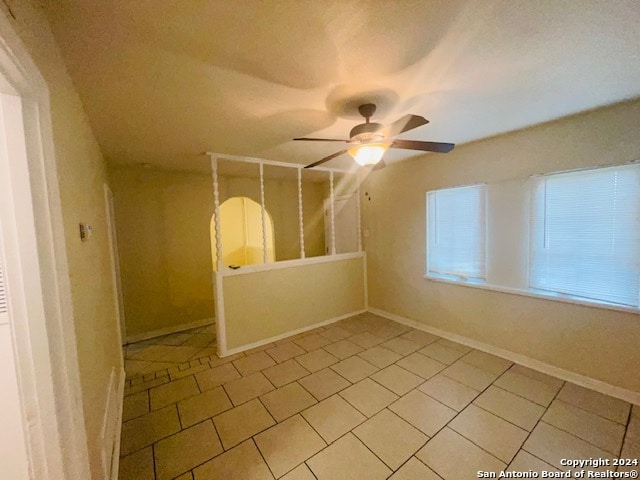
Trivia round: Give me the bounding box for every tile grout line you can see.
[250,436,277,479]
[534,419,623,457]
[157,420,232,479]
[376,406,433,473]
[348,429,397,474]
[411,363,515,472]
[121,315,633,479]
[510,376,566,471]
[155,418,221,478]
[617,405,634,468]
[152,442,158,480]
[552,395,631,427]
[488,379,553,408]
[298,402,392,477]
[270,414,328,479]
[471,398,539,432]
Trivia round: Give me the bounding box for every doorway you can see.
[0,218,30,478]
[0,16,91,478]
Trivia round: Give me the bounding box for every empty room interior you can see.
[1,1,639,479]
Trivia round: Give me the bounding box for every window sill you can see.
[424,274,640,315]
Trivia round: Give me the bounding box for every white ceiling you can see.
[44,0,640,172]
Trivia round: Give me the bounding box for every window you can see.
[426,184,486,281]
[530,163,640,307]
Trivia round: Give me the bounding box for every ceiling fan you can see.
[294,103,455,170]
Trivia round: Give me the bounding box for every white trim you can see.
[530,159,640,179]
[100,366,124,480]
[363,253,369,310]
[205,151,353,173]
[328,194,356,203]
[368,307,640,406]
[222,309,366,357]
[297,167,305,259]
[424,274,640,315]
[356,185,362,253]
[109,369,125,480]
[104,184,126,344]
[215,253,366,358]
[329,171,336,255]
[219,252,365,277]
[528,163,640,310]
[0,16,91,478]
[425,184,487,280]
[125,317,214,344]
[214,272,228,356]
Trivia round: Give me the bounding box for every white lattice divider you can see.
[259,162,268,263]
[356,175,363,252]
[297,167,305,259]
[330,170,336,255]
[210,156,223,271]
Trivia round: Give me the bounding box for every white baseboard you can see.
[221,309,366,357]
[368,307,640,406]
[110,368,125,480]
[101,367,125,480]
[125,317,214,344]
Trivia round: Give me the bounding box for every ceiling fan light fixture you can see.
[348,143,388,166]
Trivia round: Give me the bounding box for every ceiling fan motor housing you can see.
[349,122,384,143]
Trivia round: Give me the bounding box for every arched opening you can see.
[211,197,275,270]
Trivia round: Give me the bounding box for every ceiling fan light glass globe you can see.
[348,143,388,166]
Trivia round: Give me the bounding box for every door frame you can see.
[0,10,91,479]
[104,184,126,344]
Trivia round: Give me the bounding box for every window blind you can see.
[530,163,640,307]
[427,185,486,279]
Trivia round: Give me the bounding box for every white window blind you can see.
[530,163,640,307]
[427,184,486,280]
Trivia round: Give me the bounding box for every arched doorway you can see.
[211,197,275,270]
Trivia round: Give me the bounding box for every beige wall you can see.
[223,256,365,350]
[110,168,328,338]
[7,1,122,477]
[365,99,640,394]
[109,166,216,338]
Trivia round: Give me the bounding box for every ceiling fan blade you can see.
[390,139,455,153]
[294,137,349,142]
[304,149,348,169]
[372,159,386,171]
[375,114,429,139]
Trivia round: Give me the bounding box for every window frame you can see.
[527,162,640,308]
[422,163,640,314]
[425,183,488,284]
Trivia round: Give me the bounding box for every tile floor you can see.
[123,324,218,380]
[119,313,639,480]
